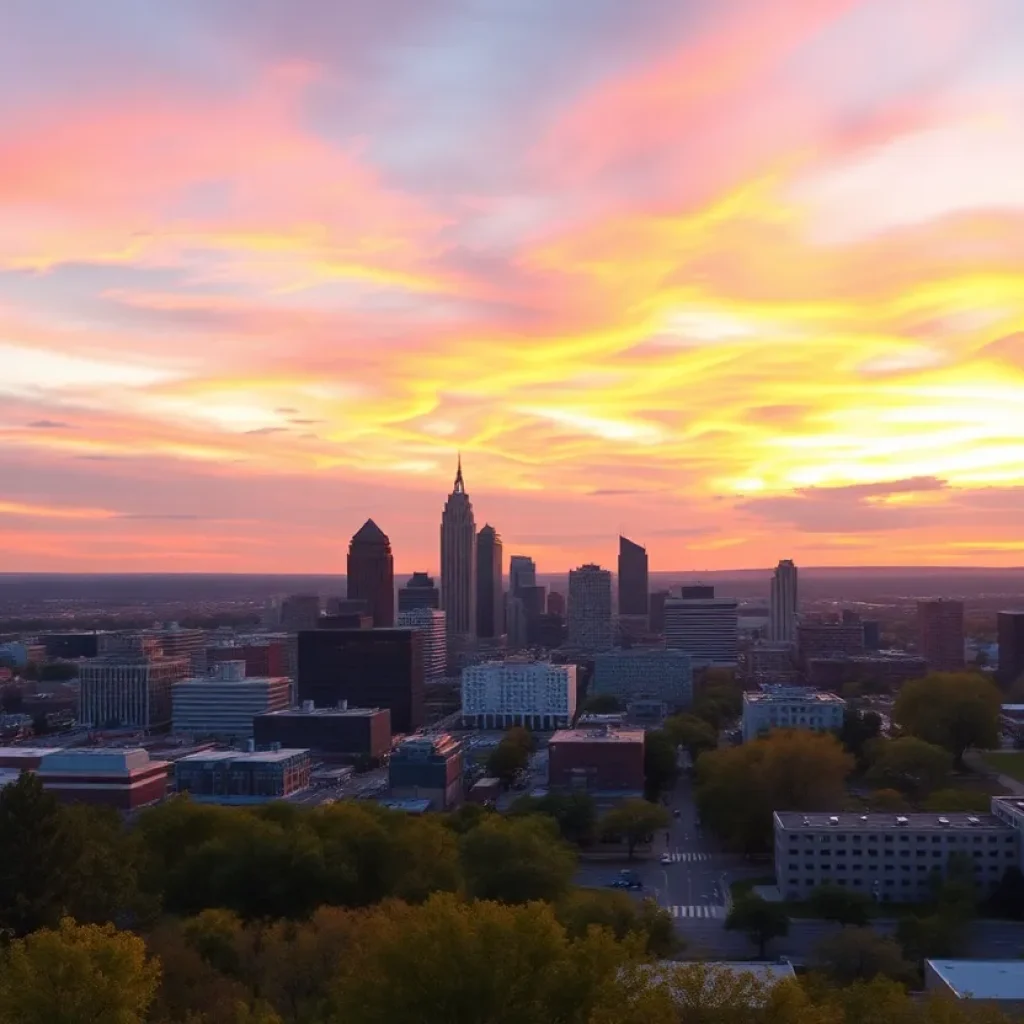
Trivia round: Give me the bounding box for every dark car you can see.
[607,879,643,891]
[673,808,681,818]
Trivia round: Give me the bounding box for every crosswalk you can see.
[661,852,711,863]
[667,905,726,919]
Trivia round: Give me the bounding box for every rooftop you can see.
[257,706,385,718]
[775,811,1009,833]
[927,960,1024,1000]
[745,689,845,704]
[38,748,165,774]
[0,746,66,759]
[174,676,289,687]
[351,518,390,545]
[550,727,645,744]
[176,748,311,765]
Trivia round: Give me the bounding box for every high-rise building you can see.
[998,611,1024,686]
[297,628,425,734]
[475,524,503,638]
[171,661,290,740]
[143,624,208,676]
[664,597,739,665]
[440,456,476,639]
[680,585,715,600]
[346,519,395,628]
[649,590,669,633]
[618,536,648,617]
[506,595,528,650]
[461,659,577,728]
[917,600,965,672]
[769,559,799,643]
[509,555,537,597]
[547,591,566,617]
[567,564,613,652]
[398,572,440,612]
[79,652,190,731]
[397,607,447,683]
[281,594,321,631]
[521,585,548,646]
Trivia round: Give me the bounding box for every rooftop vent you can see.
[860,815,869,822]
[1015,801,1024,809]
[896,816,909,826]
[828,815,839,825]
[938,817,950,826]
[967,816,981,825]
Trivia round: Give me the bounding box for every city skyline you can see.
[3,1,1024,573]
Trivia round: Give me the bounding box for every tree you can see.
[0,772,81,936]
[580,694,622,714]
[808,883,873,927]
[555,890,677,957]
[0,918,160,1024]
[460,816,576,904]
[896,912,968,962]
[510,791,598,846]
[664,714,718,764]
[864,737,951,799]
[838,709,882,767]
[643,729,679,798]
[868,789,911,812]
[724,895,789,959]
[894,672,1001,767]
[487,739,529,786]
[599,799,670,860]
[922,788,992,813]
[810,926,915,985]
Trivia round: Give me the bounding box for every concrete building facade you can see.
[253,704,391,760]
[664,597,738,665]
[397,607,447,683]
[171,661,290,740]
[918,599,966,672]
[37,748,170,809]
[568,564,613,652]
[79,653,190,731]
[742,685,846,742]
[591,649,693,708]
[461,659,577,728]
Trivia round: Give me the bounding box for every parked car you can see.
[607,878,643,891]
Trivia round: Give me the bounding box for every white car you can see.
[659,853,673,865]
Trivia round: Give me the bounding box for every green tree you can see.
[0,773,80,936]
[922,788,992,813]
[444,802,491,835]
[643,729,679,798]
[599,799,670,860]
[555,890,677,957]
[510,791,598,846]
[460,816,576,904]
[896,911,968,962]
[664,714,718,764]
[692,682,742,730]
[810,926,915,985]
[838,709,882,767]
[0,917,160,1024]
[868,788,911,812]
[724,894,790,959]
[487,739,529,786]
[808,883,873,927]
[894,672,1001,767]
[580,694,622,714]
[864,737,952,798]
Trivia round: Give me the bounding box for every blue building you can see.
[388,733,463,810]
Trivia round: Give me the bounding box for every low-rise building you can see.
[742,686,845,743]
[171,661,290,740]
[548,725,645,793]
[0,746,64,771]
[174,748,311,803]
[37,748,170,809]
[253,703,391,761]
[79,651,190,731]
[774,807,1019,903]
[461,659,577,729]
[797,623,865,665]
[591,649,693,709]
[388,733,463,810]
[925,960,1024,1010]
[806,652,928,691]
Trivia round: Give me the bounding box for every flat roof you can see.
[776,811,1009,833]
[550,728,645,744]
[257,706,385,718]
[745,691,845,704]
[928,960,1024,1000]
[39,748,163,774]
[0,746,66,758]
[174,676,289,687]
[176,748,310,764]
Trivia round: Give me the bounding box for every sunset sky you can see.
[3,0,1024,573]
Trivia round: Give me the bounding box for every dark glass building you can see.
[297,628,424,734]
[998,611,1024,686]
[398,572,440,612]
[649,590,669,634]
[618,536,648,617]
[253,706,391,760]
[681,585,715,599]
[346,519,394,628]
[476,524,503,638]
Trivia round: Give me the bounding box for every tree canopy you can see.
[864,737,952,799]
[724,894,790,959]
[599,799,670,860]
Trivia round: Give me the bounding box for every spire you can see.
[453,452,465,494]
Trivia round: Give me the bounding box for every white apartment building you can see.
[664,597,738,665]
[171,660,290,740]
[741,685,845,742]
[461,659,577,728]
[79,654,190,731]
[567,564,613,653]
[397,607,447,683]
[591,649,693,708]
[775,803,1021,903]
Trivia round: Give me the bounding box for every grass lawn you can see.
[979,752,1024,783]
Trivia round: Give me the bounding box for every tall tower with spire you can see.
[440,455,477,639]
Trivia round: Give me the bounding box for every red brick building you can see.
[208,640,288,678]
[917,599,965,672]
[36,748,170,810]
[548,726,645,792]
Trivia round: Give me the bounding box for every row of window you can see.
[789,853,1013,871]
[786,833,1013,845]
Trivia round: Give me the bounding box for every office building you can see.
[325,597,369,617]
[742,685,846,742]
[254,704,391,760]
[281,594,321,631]
[681,585,715,599]
[806,652,928,691]
[567,564,613,652]
[998,612,1024,686]
[797,622,866,663]
[461,659,577,728]
[664,597,738,665]
[547,591,566,617]
[768,559,798,643]
[506,595,528,650]
[37,748,170,810]
[548,726,645,792]
[534,613,566,649]
[649,590,669,634]
[171,661,290,740]
[389,733,464,810]
[591,649,693,708]
[39,632,129,660]
[174,749,312,803]
[297,628,424,734]
[476,524,503,639]
[143,624,208,676]
[0,746,64,771]
[398,572,441,612]
[863,620,882,650]
[918,599,966,672]
[774,803,1019,903]
[509,554,537,597]
[440,456,476,638]
[618,536,649,618]
[346,519,395,628]
[79,652,189,731]
[208,638,288,678]
[521,584,548,645]
[925,960,1024,1008]
[397,607,447,682]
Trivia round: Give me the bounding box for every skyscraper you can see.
[398,572,440,612]
[567,564,613,652]
[664,597,739,665]
[397,607,447,683]
[346,519,395,628]
[476,524,503,638]
[440,456,476,638]
[769,559,799,643]
[509,555,537,597]
[617,536,648,617]
[917,600,965,672]
[998,611,1024,686]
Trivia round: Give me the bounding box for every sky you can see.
[2,0,1024,574]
